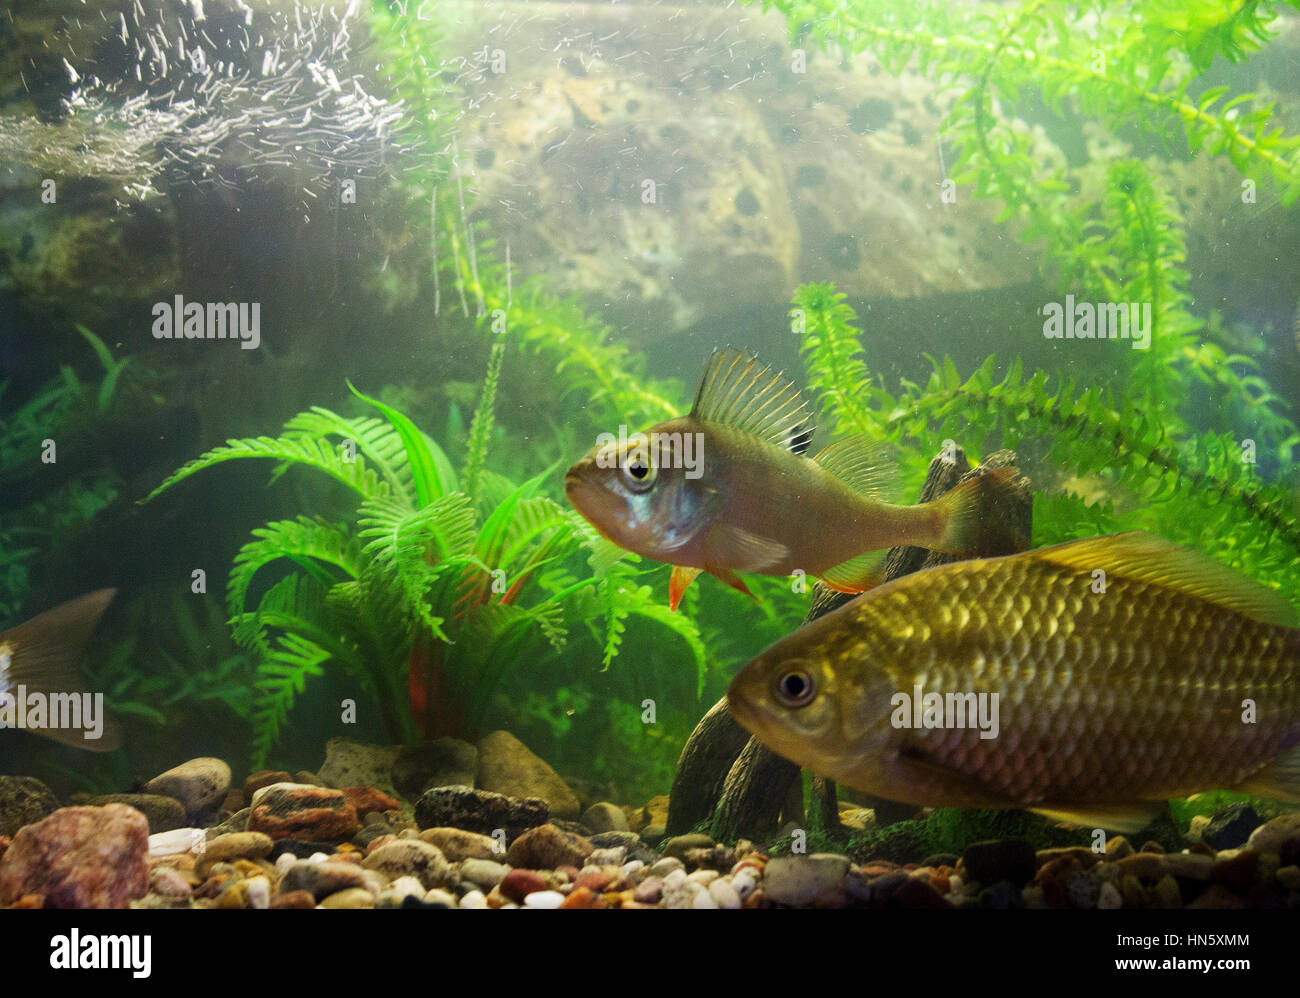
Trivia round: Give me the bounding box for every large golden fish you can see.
[728,532,1300,832]
[564,348,1020,608]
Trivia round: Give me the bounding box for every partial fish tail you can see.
[933,465,1030,556]
[0,589,122,751]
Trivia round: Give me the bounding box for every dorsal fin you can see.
[810,436,900,501]
[690,348,815,452]
[1030,531,1297,627]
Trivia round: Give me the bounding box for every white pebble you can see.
[692,888,719,909]
[389,876,424,900]
[360,871,387,896]
[274,852,298,877]
[148,828,203,857]
[589,846,627,866]
[731,871,757,900]
[459,890,488,909]
[621,860,644,877]
[307,852,330,864]
[687,869,720,886]
[424,888,458,907]
[710,878,742,909]
[523,890,566,909]
[662,868,688,890]
[244,876,271,910]
[650,857,685,878]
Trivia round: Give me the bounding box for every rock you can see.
[920,852,960,868]
[354,823,395,849]
[423,888,457,908]
[476,731,581,819]
[279,860,367,900]
[243,770,293,799]
[576,868,618,892]
[392,739,479,797]
[1203,802,1262,850]
[650,856,685,878]
[83,794,185,834]
[975,880,1023,909]
[148,827,204,857]
[633,876,664,904]
[460,858,509,889]
[1153,874,1183,908]
[589,846,628,867]
[148,866,193,898]
[460,889,489,909]
[1097,882,1123,909]
[961,839,1037,886]
[363,839,454,889]
[0,776,58,837]
[340,786,400,819]
[247,784,359,841]
[1276,865,1300,891]
[500,868,549,902]
[221,791,246,813]
[270,889,317,909]
[763,853,851,907]
[662,833,715,861]
[1067,873,1101,909]
[294,771,325,787]
[640,824,667,846]
[418,827,502,862]
[893,877,953,908]
[1035,847,1099,869]
[523,890,565,908]
[561,885,605,909]
[245,876,271,909]
[143,757,231,819]
[1187,884,1248,909]
[0,804,148,908]
[317,737,401,796]
[203,832,274,863]
[1116,853,1168,881]
[1165,852,1214,881]
[1140,840,1166,853]
[1211,849,1259,892]
[1104,836,1134,860]
[507,823,594,870]
[581,802,629,833]
[320,887,375,908]
[1245,813,1300,857]
[414,785,548,840]
[853,870,909,905]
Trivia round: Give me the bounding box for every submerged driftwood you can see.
[666,446,1033,841]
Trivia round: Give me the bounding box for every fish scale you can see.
[728,531,1300,832]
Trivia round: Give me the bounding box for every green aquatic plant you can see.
[144,346,709,768]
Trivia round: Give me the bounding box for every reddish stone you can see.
[0,804,148,909]
[243,770,293,798]
[340,786,401,819]
[556,865,581,882]
[247,786,358,841]
[500,868,548,903]
[270,889,317,909]
[893,877,954,908]
[365,834,397,855]
[505,823,593,869]
[559,886,606,909]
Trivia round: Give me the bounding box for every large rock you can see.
[0,776,58,837]
[414,785,548,841]
[0,804,149,908]
[763,854,851,908]
[142,757,231,819]
[506,823,594,870]
[246,784,359,842]
[363,840,455,890]
[317,738,401,797]
[476,731,581,820]
[392,739,478,798]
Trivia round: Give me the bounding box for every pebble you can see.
[363,839,455,889]
[149,827,204,858]
[0,776,58,838]
[1188,815,1211,840]
[317,737,401,797]
[339,786,400,819]
[270,889,316,909]
[1275,865,1300,890]
[1116,853,1167,881]
[976,880,1023,909]
[588,846,627,867]
[247,784,359,842]
[460,858,509,889]
[147,867,193,898]
[0,805,150,909]
[707,877,741,909]
[581,802,629,834]
[1066,872,1100,909]
[392,738,479,797]
[633,876,663,904]
[506,823,593,869]
[423,888,457,908]
[762,853,850,907]
[962,839,1036,886]
[243,770,293,799]
[85,794,187,834]
[661,833,715,861]
[1165,852,1213,881]
[687,869,720,886]
[691,888,719,909]
[1246,813,1300,857]
[1153,875,1182,908]
[621,859,644,878]
[415,786,549,840]
[420,827,503,862]
[204,831,274,863]
[500,868,549,902]
[460,889,488,909]
[1104,836,1134,860]
[245,876,271,909]
[279,860,368,901]
[894,877,953,908]
[319,887,375,909]
[523,890,565,909]
[143,758,231,819]
[1211,849,1260,891]
[649,856,685,878]
[561,886,604,909]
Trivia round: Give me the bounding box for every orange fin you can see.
[669,566,702,612]
[710,567,760,603]
[820,550,888,594]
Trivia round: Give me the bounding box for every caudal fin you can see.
[0,589,122,751]
[932,466,1029,556]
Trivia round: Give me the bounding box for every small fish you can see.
[728,532,1300,832]
[564,348,1020,608]
[0,590,122,751]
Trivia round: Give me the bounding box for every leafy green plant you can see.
[144,341,710,768]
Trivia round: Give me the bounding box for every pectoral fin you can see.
[668,566,702,612]
[705,522,788,574]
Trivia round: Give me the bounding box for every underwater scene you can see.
[2,0,1300,951]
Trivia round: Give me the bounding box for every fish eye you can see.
[773,666,816,708]
[621,455,658,492]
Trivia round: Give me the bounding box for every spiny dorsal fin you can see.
[1030,531,1297,627]
[691,348,815,452]
[811,436,901,502]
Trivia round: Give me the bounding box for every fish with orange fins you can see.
[0,589,122,751]
[564,348,1021,608]
[728,531,1300,832]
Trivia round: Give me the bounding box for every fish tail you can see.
[931,466,1029,556]
[0,589,121,751]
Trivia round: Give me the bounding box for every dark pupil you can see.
[780,672,808,700]
[629,461,648,479]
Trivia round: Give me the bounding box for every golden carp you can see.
[564,348,1020,608]
[728,531,1300,832]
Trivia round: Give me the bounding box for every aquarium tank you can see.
[2,0,1300,948]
